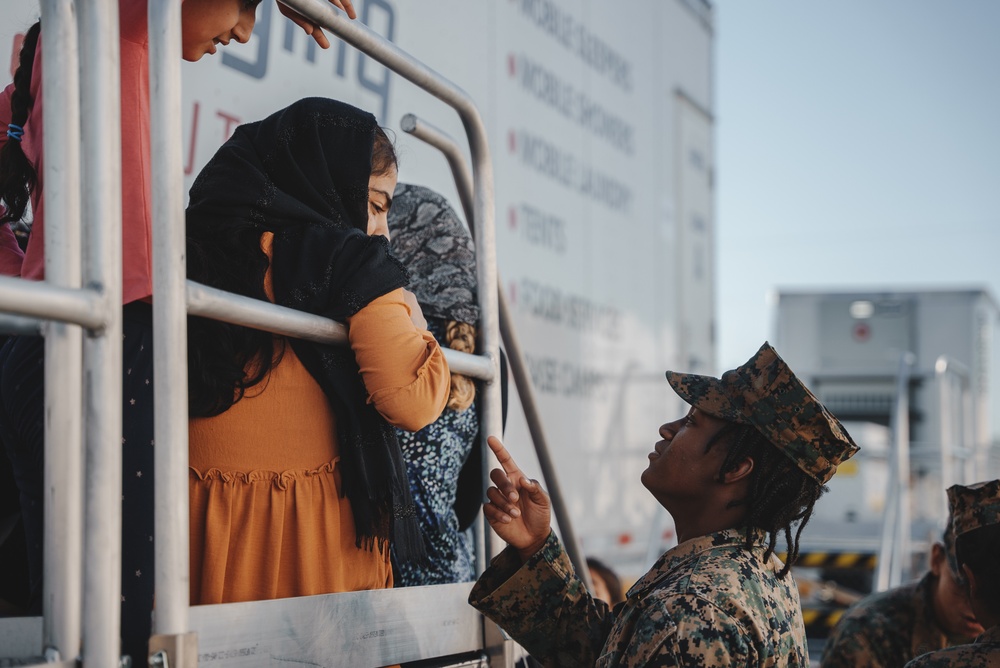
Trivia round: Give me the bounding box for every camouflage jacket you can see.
[904,624,1000,667]
[820,573,970,668]
[469,528,808,667]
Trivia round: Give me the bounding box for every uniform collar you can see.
[627,527,770,599]
[976,624,1000,645]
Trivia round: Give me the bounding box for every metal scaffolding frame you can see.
[0,0,587,665]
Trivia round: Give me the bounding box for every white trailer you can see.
[0,0,716,664]
[776,288,1000,583]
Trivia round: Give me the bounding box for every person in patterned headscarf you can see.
[469,342,860,667]
[386,184,480,585]
[905,480,1000,668]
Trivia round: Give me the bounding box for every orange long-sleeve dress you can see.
[189,232,450,605]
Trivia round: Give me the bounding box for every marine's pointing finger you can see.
[487,435,521,477]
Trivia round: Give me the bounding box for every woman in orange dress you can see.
[184,98,448,604]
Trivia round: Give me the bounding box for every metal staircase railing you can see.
[0,1,588,665]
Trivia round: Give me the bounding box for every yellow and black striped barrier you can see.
[802,607,849,638]
[781,552,878,570]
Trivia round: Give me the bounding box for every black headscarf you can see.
[186,97,424,561]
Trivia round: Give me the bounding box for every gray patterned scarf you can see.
[387,184,479,325]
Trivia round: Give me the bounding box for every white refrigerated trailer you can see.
[775,288,1000,629]
[0,0,716,665]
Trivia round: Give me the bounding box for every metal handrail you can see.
[40,0,84,661]
[0,276,103,329]
[400,114,593,589]
[936,355,972,492]
[79,1,125,665]
[187,280,496,381]
[874,351,915,591]
[149,0,194,657]
[399,114,476,233]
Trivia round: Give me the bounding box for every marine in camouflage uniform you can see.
[471,528,807,666]
[821,509,980,668]
[820,573,968,667]
[906,480,1000,668]
[470,342,859,667]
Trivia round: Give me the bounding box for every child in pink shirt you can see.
[0,0,355,662]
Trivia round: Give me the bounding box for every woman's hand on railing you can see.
[484,435,552,562]
[278,0,357,49]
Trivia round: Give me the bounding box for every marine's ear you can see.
[720,455,753,484]
[928,542,946,577]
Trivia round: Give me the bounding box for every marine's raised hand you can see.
[483,436,552,561]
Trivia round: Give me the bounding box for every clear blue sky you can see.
[714,1,1000,371]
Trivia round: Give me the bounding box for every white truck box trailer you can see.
[0,1,716,656]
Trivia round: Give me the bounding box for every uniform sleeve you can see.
[346,288,449,431]
[904,647,981,668]
[820,608,897,668]
[469,531,617,667]
[628,595,752,668]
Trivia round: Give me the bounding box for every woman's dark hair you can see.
[186,125,398,418]
[0,22,41,226]
[371,126,397,176]
[187,223,279,417]
[956,524,1000,617]
[712,423,826,578]
[586,557,625,606]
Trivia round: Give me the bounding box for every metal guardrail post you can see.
[936,356,971,491]
[80,0,124,665]
[149,0,197,662]
[890,352,914,586]
[39,0,84,660]
[399,114,476,234]
[400,115,592,588]
[875,351,914,591]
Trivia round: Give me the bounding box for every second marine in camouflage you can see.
[470,342,859,666]
[905,480,1000,668]
[821,518,983,666]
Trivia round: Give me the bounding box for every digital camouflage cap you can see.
[947,479,1000,538]
[665,341,859,484]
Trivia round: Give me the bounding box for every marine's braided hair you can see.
[712,423,826,577]
[0,21,41,226]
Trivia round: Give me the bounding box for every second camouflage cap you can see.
[665,342,859,484]
[947,479,1000,538]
